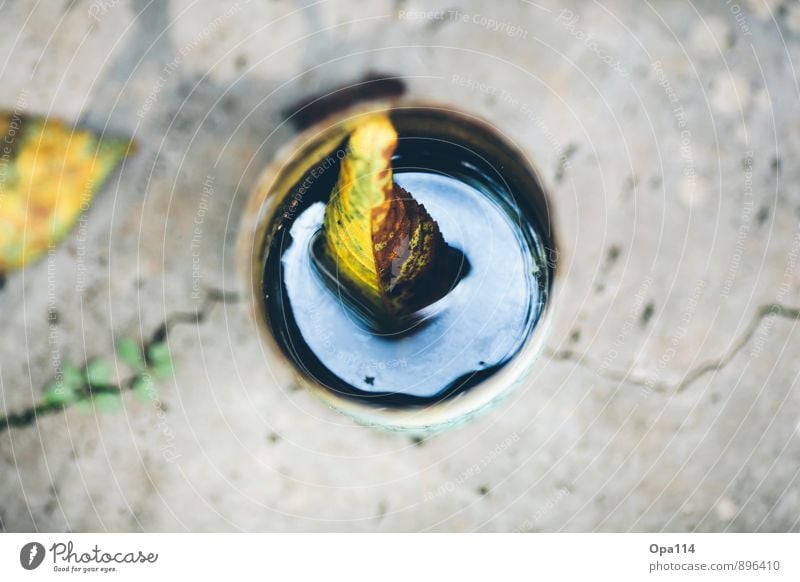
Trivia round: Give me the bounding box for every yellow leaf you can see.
[322,114,396,306]
[0,112,133,272]
[320,114,451,322]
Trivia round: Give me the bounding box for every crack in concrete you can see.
[149,288,240,344]
[0,288,241,433]
[545,303,800,394]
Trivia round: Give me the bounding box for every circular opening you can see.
[242,103,558,432]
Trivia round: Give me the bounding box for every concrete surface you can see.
[1,0,799,532]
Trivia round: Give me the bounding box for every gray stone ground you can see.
[1,0,799,532]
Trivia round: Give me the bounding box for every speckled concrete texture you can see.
[0,0,798,532]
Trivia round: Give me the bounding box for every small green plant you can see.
[1,338,175,431]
